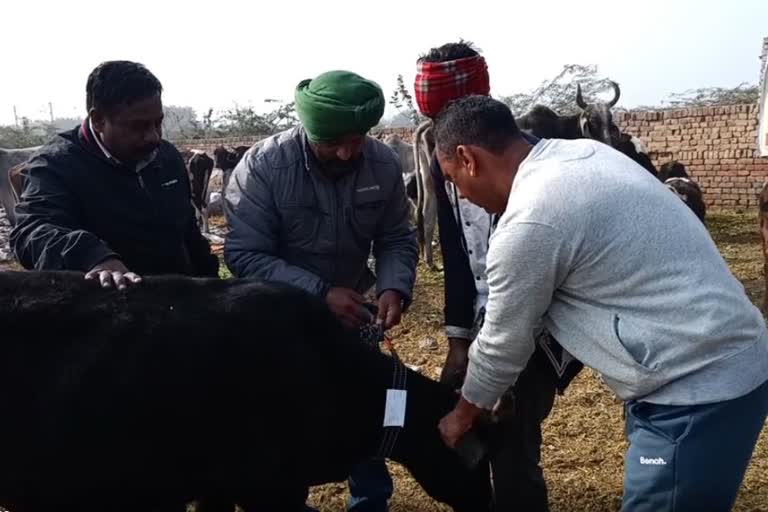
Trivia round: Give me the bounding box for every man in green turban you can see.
[295,70,386,144]
[224,70,418,512]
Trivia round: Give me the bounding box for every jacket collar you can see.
[88,118,121,164]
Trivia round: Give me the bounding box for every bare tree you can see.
[636,83,760,110]
[0,118,57,148]
[210,101,298,137]
[499,64,617,116]
[389,74,424,127]
[263,101,299,131]
[163,106,205,140]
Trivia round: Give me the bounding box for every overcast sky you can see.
[1,0,766,125]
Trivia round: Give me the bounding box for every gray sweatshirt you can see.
[462,138,768,409]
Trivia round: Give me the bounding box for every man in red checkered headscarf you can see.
[414,44,490,118]
[409,43,491,269]
[415,42,582,512]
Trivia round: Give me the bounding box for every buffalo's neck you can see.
[337,353,454,464]
[386,368,456,466]
[322,348,405,460]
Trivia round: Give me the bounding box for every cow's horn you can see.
[576,83,587,109]
[608,81,621,107]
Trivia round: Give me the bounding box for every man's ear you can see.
[456,145,478,177]
[89,108,105,133]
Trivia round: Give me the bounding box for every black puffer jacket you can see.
[11,123,219,277]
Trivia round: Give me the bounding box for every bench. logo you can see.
[640,456,667,466]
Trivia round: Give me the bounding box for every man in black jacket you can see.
[11,61,218,287]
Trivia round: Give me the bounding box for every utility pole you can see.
[13,105,19,127]
[48,102,54,123]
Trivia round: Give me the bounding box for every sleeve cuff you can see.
[445,326,474,340]
[377,287,411,311]
[319,280,332,299]
[461,361,513,410]
[80,244,120,272]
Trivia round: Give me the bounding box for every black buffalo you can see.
[213,145,249,195]
[517,82,621,146]
[0,271,493,512]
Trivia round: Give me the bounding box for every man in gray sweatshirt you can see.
[434,95,768,511]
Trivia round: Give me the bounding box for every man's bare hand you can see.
[377,290,403,330]
[85,258,142,290]
[326,287,368,328]
[439,396,484,449]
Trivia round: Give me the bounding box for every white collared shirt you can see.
[445,181,493,328]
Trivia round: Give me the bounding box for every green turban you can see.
[295,70,385,143]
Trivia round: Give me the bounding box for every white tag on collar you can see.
[383,389,407,427]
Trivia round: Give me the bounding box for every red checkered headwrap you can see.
[414,56,490,118]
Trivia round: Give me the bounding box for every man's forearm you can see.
[461,334,535,409]
[12,223,117,271]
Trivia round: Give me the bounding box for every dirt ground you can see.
[0,210,766,511]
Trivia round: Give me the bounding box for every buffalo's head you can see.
[576,81,621,146]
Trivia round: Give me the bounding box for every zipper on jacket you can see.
[136,169,160,218]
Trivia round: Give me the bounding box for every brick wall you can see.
[615,105,768,208]
[173,109,768,208]
[370,127,417,143]
[174,135,266,153]
[173,128,413,153]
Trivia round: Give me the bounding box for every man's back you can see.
[495,138,768,405]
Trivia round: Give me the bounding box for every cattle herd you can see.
[0,86,765,511]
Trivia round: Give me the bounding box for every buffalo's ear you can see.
[453,412,500,469]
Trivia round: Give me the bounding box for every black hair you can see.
[434,95,521,158]
[419,39,480,63]
[86,60,163,113]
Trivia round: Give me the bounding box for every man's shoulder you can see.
[364,136,401,174]
[240,127,304,176]
[158,140,183,158]
[365,136,398,161]
[525,139,596,165]
[39,127,80,156]
[159,140,195,167]
[25,128,85,173]
[228,127,304,183]
[516,139,601,189]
